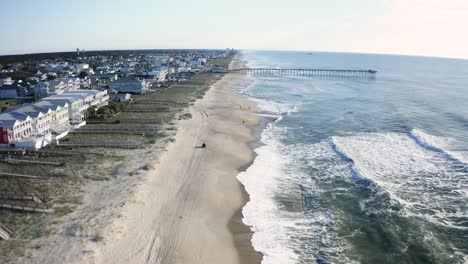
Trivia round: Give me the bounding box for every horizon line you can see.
[1,48,467,62]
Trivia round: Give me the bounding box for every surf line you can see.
[409,129,468,172]
[328,137,375,187]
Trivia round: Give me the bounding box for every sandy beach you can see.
[88,66,260,263]
[16,56,262,264]
[23,57,262,264]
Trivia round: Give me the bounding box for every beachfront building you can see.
[0,112,33,145]
[11,105,54,135]
[34,100,70,132]
[108,78,149,94]
[136,70,167,81]
[0,100,70,147]
[0,89,108,148]
[43,90,109,123]
[64,90,109,108]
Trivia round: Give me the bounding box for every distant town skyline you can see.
[1,0,467,59]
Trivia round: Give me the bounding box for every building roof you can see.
[110,78,144,84]
[12,105,50,118]
[42,90,104,104]
[34,100,68,111]
[63,90,102,96]
[0,112,30,127]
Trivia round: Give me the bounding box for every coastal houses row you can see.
[0,77,84,99]
[0,90,109,148]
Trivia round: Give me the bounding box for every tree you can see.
[85,106,97,119]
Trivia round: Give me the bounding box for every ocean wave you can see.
[409,128,468,165]
[237,128,300,264]
[236,76,257,95]
[330,132,468,230]
[238,123,357,264]
[246,96,293,116]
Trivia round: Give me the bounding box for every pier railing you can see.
[229,68,377,78]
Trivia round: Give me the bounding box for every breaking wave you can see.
[331,131,468,230]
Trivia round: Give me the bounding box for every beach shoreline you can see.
[18,55,263,264]
[86,58,263,263]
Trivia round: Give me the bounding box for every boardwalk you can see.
[229,68,377,78]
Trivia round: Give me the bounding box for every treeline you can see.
[0,49,227,65]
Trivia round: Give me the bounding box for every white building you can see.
[0,90,109,149]
[48,77,81,95]
[75,63,89,72]
[43,90,109,122]
[0,112,33,145]
[108,78,149,94]
[12,106,53,135]
[141,70,167,81]
[34,101,70,132]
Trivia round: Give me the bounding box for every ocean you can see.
[236,51,468,264]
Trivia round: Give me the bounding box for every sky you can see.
[0,0,467,59]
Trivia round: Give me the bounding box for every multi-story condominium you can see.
[63,90,109,108]
[11,105,54,135]
[43,90,109,122]
[34,101,70,132]
[48,77,81,95]
[0,112,33,145]
[108,78,149,94]
[0,90,109,148]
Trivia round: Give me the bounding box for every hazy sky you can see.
[1,0,467,59]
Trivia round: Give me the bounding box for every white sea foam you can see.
[247,96,293,115]
[238,122,357,264]
[236,76,257,95]
[331,132,468,230]
[238,126,299,264]
[410,128,468,164]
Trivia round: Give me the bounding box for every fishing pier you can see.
[229,68,377,78]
